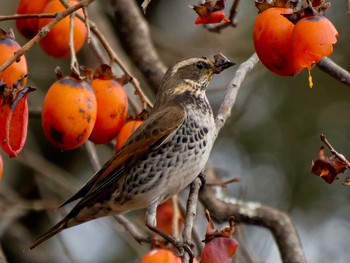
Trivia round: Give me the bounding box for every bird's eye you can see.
[195,61,206,70]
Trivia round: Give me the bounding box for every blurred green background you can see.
[0,0,350,262]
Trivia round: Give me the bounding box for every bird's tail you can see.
[25,218,68,251]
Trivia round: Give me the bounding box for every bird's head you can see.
[157,54,235,101]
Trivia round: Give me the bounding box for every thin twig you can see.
[0,0,95,74]
[82,6,91,43]
[205,0,241,33]
[0,13,57,22]
[69,11,80,75]
[320,133,350,168]
[182,177,202,263]
[114,215,152,244]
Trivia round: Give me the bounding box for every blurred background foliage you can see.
[0,0,350,262]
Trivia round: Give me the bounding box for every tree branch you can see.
[111,0,166,92]
[200,166,307,263]
[317,57,350,86]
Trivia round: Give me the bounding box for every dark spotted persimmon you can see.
[38,0,87,58]
[0,29,27,91]
[292,15,338,70]
[42,74,97,150]
[253,7,303,76]
[16,0,49,39]
[89,65,128,144]
[115,120,143,152]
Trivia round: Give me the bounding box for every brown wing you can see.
[59,105,186,208]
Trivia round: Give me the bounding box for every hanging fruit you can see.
[38,0,87,58]
[41,72,97,150]
[89,65,128,144]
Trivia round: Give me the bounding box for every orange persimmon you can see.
[38,0,87,58]
[200,237,239,263]
[0,28,27,90]
[115,120,143,151]
[16,0,49,39]
[42,74,97,150]
[140,249,181,263]
[253,7,303,76]
[89,65,128,144]
[292,15,338,70]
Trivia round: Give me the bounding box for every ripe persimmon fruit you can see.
[115,120,143,151]
[42,73,97,150]
[292,15,338,70]
[16,0,49,39]
[89,65,128,144]
[38,0,87,58]
[0,28,27,90]
[140,249,181,263]
[253,7,303,76]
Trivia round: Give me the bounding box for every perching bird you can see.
[28,54,235,250]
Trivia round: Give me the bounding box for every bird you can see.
[27,54,235,250]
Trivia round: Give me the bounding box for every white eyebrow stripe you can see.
[169,58,203,77]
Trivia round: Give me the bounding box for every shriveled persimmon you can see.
[200,237,239,263]
[16,0,49,39]
[42,73,97,150]
[253,7,303,76]
[38,0,87,58]
[89,65,128,144]
[195,11,230,24]
[292,15,338,70]
[0,86,33,157]
[0,28,27,91]
[115,119,143,151]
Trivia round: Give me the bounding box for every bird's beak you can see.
[213,53,235,74]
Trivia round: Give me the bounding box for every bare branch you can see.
[182,178,202,263]
[317,57,350,86]
[215,53,259,135]
[111,0,167,92]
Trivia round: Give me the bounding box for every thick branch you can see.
[111,0,166,91]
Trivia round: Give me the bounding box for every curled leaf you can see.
[311,147,347,184]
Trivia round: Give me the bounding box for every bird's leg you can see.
[145,201,194,260]
[198,171,206,191]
